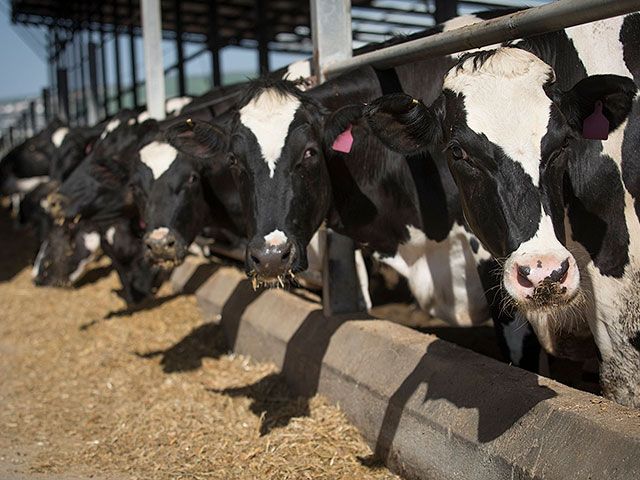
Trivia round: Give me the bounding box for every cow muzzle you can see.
[504,250,580,309]
[246,235,297,289]
[144,228,183,268]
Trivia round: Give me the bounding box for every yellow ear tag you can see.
[186,118,194,128]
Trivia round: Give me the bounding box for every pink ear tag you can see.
[332,124,354,153]
[582,100,609,141]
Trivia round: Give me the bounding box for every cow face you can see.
[366,48,636,313]
[48,114,152,223]
[167,80,332,287]
[231,81,332,286]
[32,220,101,287]
[131,139,210,269]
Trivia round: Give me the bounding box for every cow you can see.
[165,11,550,371]
[129,114,246,269]
[363,14,640,406]
[32,215,161,305]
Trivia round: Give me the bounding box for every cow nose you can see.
[247,239,294,278]
[144,228,178,260]
[507,253,579,306]
[46,192,68,219]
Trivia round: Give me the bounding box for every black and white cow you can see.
[365,14,640,406]
[166,12,548,370]
[129,115,246,269]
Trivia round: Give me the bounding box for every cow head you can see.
[32,219,102,287]
[48,112,152,223]
[167,79,333,287]
[365,47,636,313]
[131,130,219,269]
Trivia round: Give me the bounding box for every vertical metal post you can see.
[29,101,37,134]
[310,0,352,83]
[208,0,221,87]
[79,31,88,124]
[128,0,138,107]
[434,0,458,24]
[100,22,109,117]
[141,0,166,120]
[74,32,83,124]
[22,111,29,138]
[88,42,100,125]
[113,21,123,109]
[256,0,270,74]
[56,68,70,122]
[310,0,362,315]
[175,0,186,96]
[9,126,15,147]
[42,88,50,122]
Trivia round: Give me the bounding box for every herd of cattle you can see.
[1,8,639,410]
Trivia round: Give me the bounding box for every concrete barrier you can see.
[171,258,640,480]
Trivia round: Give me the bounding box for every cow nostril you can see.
[167,238,175,248]
[517,265,534,289]
[251,255,260,265]
[281,248,291,261]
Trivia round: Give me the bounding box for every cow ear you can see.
[323,105,366,153]
[164,120,228,159]
[363,93,442,154]
[557,74,637,135]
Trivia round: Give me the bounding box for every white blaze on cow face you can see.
[264,229,288,247]
[32,240,49,279]
[239,89,301,178]
[51,127,70,148]
[139,141,179,180]
[69,231,101,284]
[137,110,150,123]
[99,118,121,140]
[150,227,170,240]
[105,226,116,246]
[166,96,193,115]
[444,48,555,187]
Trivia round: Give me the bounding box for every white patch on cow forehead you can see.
[137,110,150,123]
[51,127,69,148]
[83,231,101,252]
[264,229,288,246]
[150,227,169,240]
[105,226,116,246]
[283,60,311,82]
[444,48,554,186]
[139,141,178,180]
[166,96,192,115]
[99,118,121,140]
[239,89,301,178]
[32,240,49,279]
[566,16,630,77]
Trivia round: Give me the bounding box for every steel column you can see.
[208,0,222,87]
[175,0,186,96]
[310,0,352,83]
[87,42,100,125]
[100,23,109,117]
[29,101,36,134]
[310,0,362,315]
[56,68,70,122]
[79,31,88,124]
[129,0,139,107]
[256,0,270,75]
[141,0,166,120]
[434,0,457,24]
[42,88,50,122]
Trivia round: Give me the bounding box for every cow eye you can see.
[449,145,468,161]
[227,152,238,167]
[187,172,199,185]
[561,137,570,150]
[28,144,36,152]
[303,148,317,159]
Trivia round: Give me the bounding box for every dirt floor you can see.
[0,208,401,479]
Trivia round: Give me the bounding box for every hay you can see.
[0,209,400,480]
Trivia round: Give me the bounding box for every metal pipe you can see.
[88,42,100,124]
[311,0,352,82]
[324,0,640,78]
[175,0,186,96]
[256,0,270,75]
[208,0,221,87]
[128,0,139,107]
[141,0,166,120]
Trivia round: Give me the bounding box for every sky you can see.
[0,2,305,102]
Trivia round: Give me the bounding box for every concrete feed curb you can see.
[171,259,640,480]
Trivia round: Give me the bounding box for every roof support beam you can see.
[141,0,166,120]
